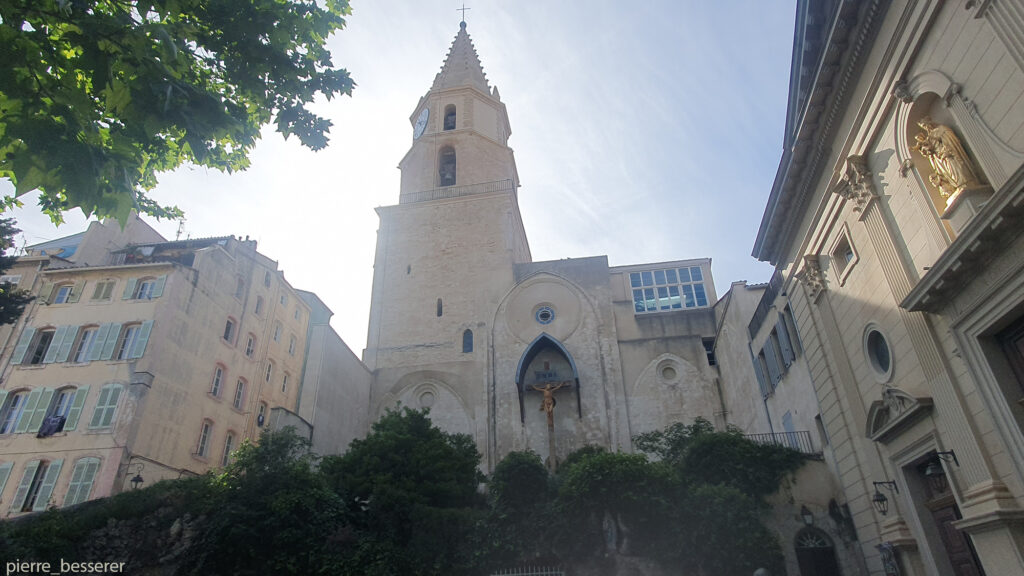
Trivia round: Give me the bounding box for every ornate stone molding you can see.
[833,154,878,213]
[866,386,934,443]
[796,255,827,300]
[891,80,913,104]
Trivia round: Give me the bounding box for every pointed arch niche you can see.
[514,333,581,422]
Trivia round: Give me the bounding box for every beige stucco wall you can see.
[299,323,372,455]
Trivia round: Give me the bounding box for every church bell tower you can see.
[364,22,531,452]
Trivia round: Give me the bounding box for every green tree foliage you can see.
[478,450,556,568]
[0,0,354,224]
[320,407,485,576]
[0,217,32,323]
[181,428,348,575]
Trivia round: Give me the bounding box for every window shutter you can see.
[776,320,795,366]
[77,459,100,504]
[0,391,7,412]
[27,388,54,433]
[89,324,112,361]
[11,327,35,365]
[0,462,13,500]
[63,386,88,431]
[9,460,39,513]
[55,326,78,363]
[31,458,63,511]
[89,386,112,428]
[63,459,87,507]
[14,389,42,433]
[39,281,53,304]
[129,320,154,359]
[122,278,137,300]
[91,282,105,300]
[763,340,782,386]
[68,280,85,303]
[100,386,122,428]
[100,323,122,360]
[751,352,770,398]
[151,275,166,298]
[43,326,68,364]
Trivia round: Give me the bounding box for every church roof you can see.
[431,21,489,93]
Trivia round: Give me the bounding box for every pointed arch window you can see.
[444,105,456,130]
[439,147,456,187]
[437,298,443,317]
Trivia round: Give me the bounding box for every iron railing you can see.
[745,430,820,457]
[402,178,515,204]
[490,568,564,576]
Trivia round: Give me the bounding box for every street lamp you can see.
[923,450,959,493]
[129,463,145,490]
[872,480,899,516]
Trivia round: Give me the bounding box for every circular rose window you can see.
[535,306,555,325]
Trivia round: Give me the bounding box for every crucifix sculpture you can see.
[531,379,571,471]
[457,3,471,24]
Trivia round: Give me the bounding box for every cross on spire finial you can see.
[457,3,470,25]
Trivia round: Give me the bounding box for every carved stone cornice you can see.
[797,255,827,300]
[891,80,913,103]
[833,155,878,213]
[866,386,934,443]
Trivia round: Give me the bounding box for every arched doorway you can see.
[795,527,841,576]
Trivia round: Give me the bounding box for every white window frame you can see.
[91,280,115,301]
[28,329,56,365]
[134,279,156,300]
[53,284,74,304]
[288,335,296,356]
[0,392,28,434]
[222,432,236,466]
[233,380,246,410]
[197,421,212,458]
[211,366,224,397]
[88,384,122,429]
[245,335,255,358]
[73,327,99,363]
[115,324,141,361]
[223,319,236,344]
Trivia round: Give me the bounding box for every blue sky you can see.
[3,1,797,352]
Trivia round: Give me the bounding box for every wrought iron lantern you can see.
[923,450,959,493]
[129,463,145,490]
[872,480,899,515]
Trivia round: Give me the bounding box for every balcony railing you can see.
[745,430,821,457]
[401,179,515,204]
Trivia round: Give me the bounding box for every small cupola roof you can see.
[431,22,489,93]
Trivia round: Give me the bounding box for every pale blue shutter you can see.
[88,386,112,429]
[63,386,88,431]
[11,328,35,365]
[67,280,85,303]
[42,326,68,364]
[776,321,794,367]
[129,320,154,359]
[26,388,54,433]
[31,459,63,511]
[14,389,42,433]
[763,340,782,387]
[89,324,112,361]
[9,460,39,512]
[0,462,12,500]
[751,351,770,398]
[63,459,87,507]
[151,275,166,298]
[122,278,137,300]
[99,386,122,428]
[55,326,78,363]
[99,323,122,360]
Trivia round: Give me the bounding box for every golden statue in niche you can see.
[912,116,984,202]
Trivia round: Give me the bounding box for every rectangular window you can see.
[273,323,282,342]
[63,458,100,507]
[280,294,288,306]
[197,422,211,458]
[91,281,115,301]
[264,271,271,287]
[51,388,75,421]
[135,280,155,300]
[88,385,122,429]
[288,335,296,356]
[21,461,49,512]
[0,275,22,286]
[223,319,236,343]
[265,363,273,383]
[74,328,98,363]
[629,265,710,314]
[245,336,255,357]
[233,380,245,410]
[0,393,27,434]
[211,367,223,397]
[53,285,74,304]
[115,325,140,360]
[293,308,300,322]
[254,296,264,316]
[281,373,289,393]
[222,433,235,466]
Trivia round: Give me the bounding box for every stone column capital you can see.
[797,255,827,300]
[833,154,878,213]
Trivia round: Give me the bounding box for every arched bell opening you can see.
[514,332,581,422]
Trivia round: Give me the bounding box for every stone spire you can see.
[431,21,489,93]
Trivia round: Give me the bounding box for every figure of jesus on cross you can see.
[531,379,571,470]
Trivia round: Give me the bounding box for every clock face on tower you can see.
[413,108,429,140]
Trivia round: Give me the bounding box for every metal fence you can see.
[489,567,564,576]
[745,430,820,457]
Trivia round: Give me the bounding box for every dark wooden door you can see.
[928,497,985,576]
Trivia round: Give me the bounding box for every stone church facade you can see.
[363,22,721,471]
